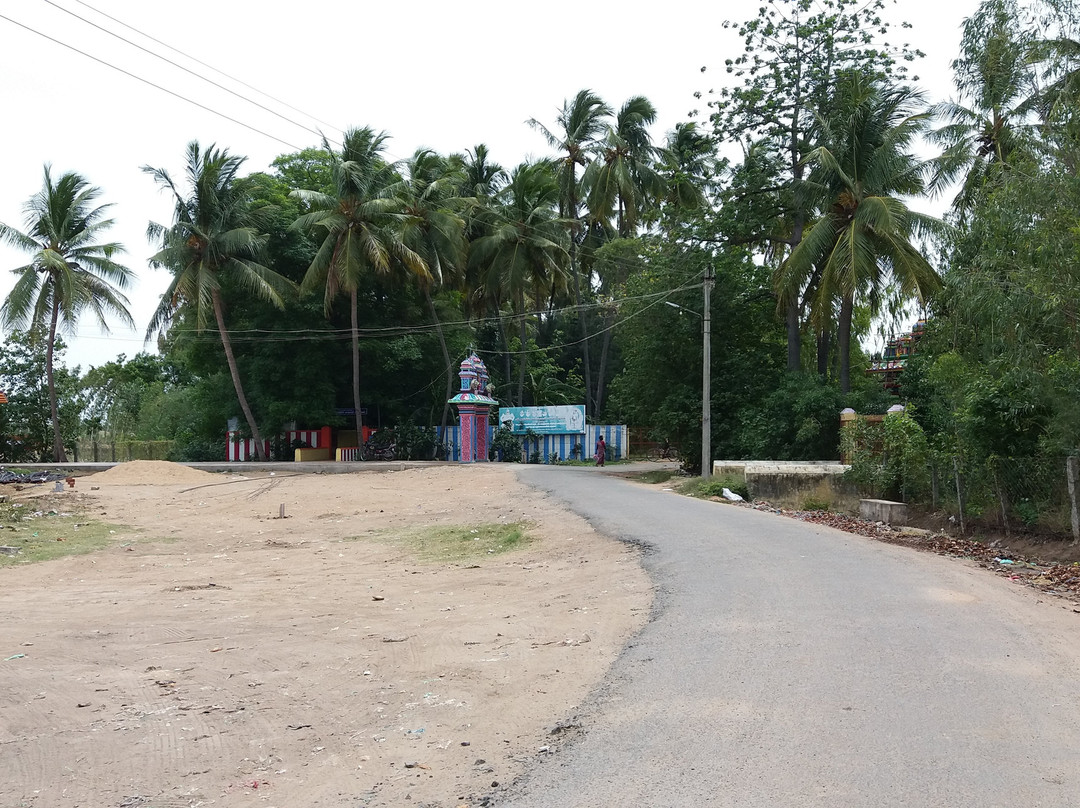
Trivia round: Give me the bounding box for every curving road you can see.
[502,465,1080,807]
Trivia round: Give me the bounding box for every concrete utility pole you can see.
[701,268,713,479]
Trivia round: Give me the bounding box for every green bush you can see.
[842,409,930,501]
[490,427,522,462]
[683,475,751,501]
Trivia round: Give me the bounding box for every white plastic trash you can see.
[722,487,744,502]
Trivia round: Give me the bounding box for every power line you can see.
[42,0,341,148]
[0,11,304,152]
[69,0,344,138]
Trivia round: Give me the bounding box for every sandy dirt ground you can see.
[0,462,652,808]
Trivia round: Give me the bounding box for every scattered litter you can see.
[5,653,26,660]
[994,558,1014,565]
[0,469,66,484]
[721,488,744,502]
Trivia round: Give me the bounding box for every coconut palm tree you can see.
[1,166,134,461]
[928,0,1037,218]
[391,148,469,428]
[469,161,570,404]
[455,144,508,205]
[783,72,945,392]
[290,127,430,454]
[529,90,613,415]
[657,122,713,219]
[585,95,665,239]
[144,141,293,460]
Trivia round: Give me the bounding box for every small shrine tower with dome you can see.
[448,352,497,462]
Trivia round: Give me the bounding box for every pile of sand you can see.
[89,460,222,485]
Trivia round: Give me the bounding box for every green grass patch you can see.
[0,500,129,565]
[636,469,675,485]
[350,521,535,563]
[677,475,752,502]
[554,458,630,466]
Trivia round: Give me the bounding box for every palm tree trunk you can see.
[351,289,365,460]
[787,298,802,371]
[787,214,806,371]
[497,310,513,397]
[571,245,594,416]
[838,292,854,394]
[46,296,67,462]
[516,293,528,405]
[213,289,266,461]
[595,312,614,416]
[816,328,831,378]
[427,290,455,433]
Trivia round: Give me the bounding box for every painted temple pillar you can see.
[448,353,497,463]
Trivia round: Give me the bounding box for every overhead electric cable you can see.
[41,0,340,148]
[69,0,344,137]
[0,12,303,151]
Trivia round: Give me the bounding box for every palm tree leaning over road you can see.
[144,142,293,461]
[0,166,134,461]
[782,71,945,393]
[290,127,431,456]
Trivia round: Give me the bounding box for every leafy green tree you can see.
[608,237,788,470]
[783,71,944,393]
[81,352,180,448]
[706,0,924,371]
[144,142,294,460]
[270,147,334,198]
[0,331,84,462]
[290,127,430,452]
[911,148,1080,461]
[1,166,134,461]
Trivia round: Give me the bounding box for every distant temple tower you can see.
[448,353,497,463]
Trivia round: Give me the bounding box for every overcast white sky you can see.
[0,0,980,371]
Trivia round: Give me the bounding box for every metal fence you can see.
[73,439,175,463]
[929,454,1080,540]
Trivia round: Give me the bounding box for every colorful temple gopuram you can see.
[448,352,497,463]
[866,319,926,394]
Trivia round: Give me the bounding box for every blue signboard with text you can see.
[498,405,586,435]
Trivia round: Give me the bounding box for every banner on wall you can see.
[498,405,586,435]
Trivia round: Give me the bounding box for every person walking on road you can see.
[595,435,606,467]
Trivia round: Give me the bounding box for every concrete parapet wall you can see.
[295,447,332,462]
[859,499,908,525]
[712,460,857,511]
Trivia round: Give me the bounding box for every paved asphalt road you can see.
[501,465,1080,807]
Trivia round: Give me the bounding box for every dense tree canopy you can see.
[3,0,1078,487]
